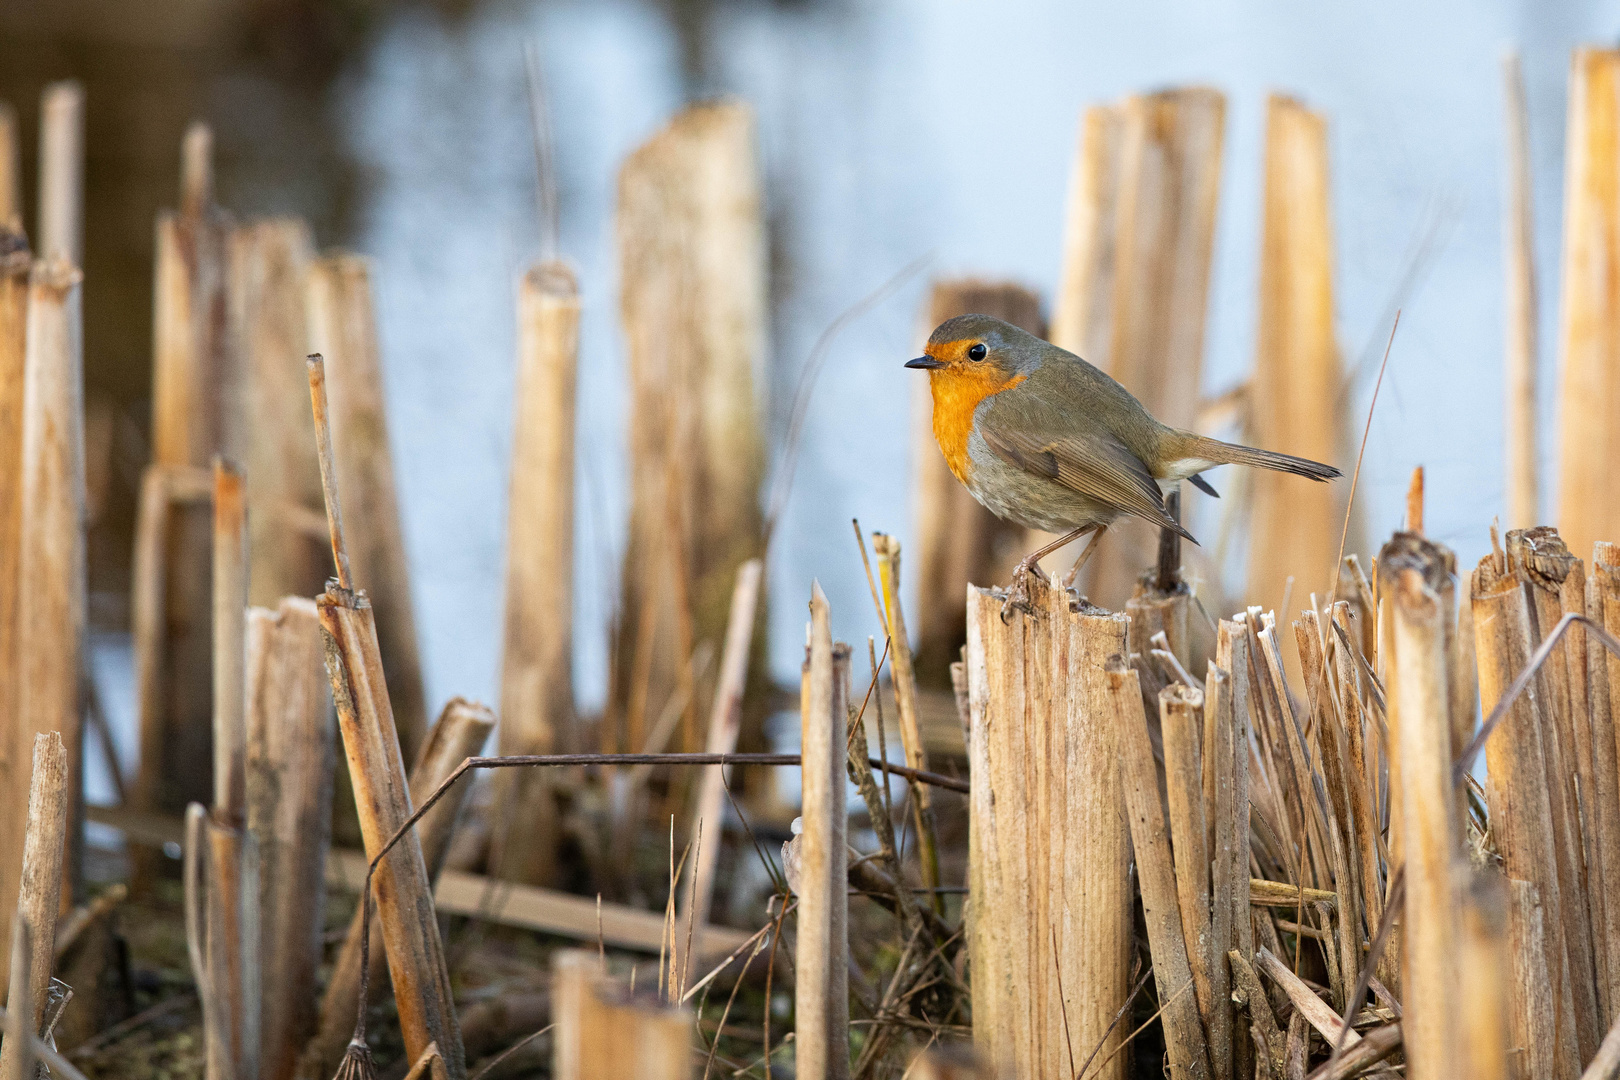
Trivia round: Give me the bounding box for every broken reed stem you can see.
[230,218,323,606]
[305,355,350,591]
[206,458,253,1080]
[1502,52,1540,530]
[1506,530,1602,1063]
[967,579,1133,1079]
[1557,48,1620,559]
[15,262,82,911]
[1405,466,1424,534]
[871,534,942,911]
[1108,657,1211,1080]
[310,344,462,1079]
[552,950,692,1079]
[1249,93,1344,631]
[0,915,30,1080]
[1458,874,1510,1080]
[320,589,465,1079]
[204,812,258,1080]
[675,559,763,960]
[213,459,248,817]
[0,103,20,235]
[306,700,493,1080]
[613,100,766,765]
[1593,544,1620,1015]
[140,125,231,846]
[1160,682,1216,1051]
[492,260,580,887]
[1382,546,1459,1080]
[1473,558,1580,1077]
[307,258,427,760]
[795,584,849,1080]
[1072,88,1224,607]
[0,221,28,990]
[37,81,83,267]
[247,598,335,1080]
[0,733,65,1080]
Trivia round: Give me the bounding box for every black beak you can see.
[905,355,945,369]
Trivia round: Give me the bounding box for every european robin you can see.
[906,314,1340,611]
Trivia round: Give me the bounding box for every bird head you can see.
[905,313,1036,393]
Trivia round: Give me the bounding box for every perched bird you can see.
[906,314,1340,611]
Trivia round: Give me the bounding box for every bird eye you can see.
[968,343,987,362]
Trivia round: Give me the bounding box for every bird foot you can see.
[999,558,1050,622]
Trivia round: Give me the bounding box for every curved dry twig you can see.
[1453,611,1620,784]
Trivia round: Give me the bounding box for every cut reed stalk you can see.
[152,122,231,467]
[1109,655,1211,1080]
[613,101,766,759]
[1248,94,1346,633]
[1330,600,1384,941]
[203,816,256,1080]
[309,354,463,1079]
[1474,551,1580,1078]
[1107,88,1225,434]
[1076,88,1225,606]
[1557,48,1620,559]
[213,460,248,820]
[1381,541,1460,1080]
[1052,103,1124,365]
[205,458,256,1080]
[1506,528,1601,1058]
[674,558,762,962]
[552,950,692,1079]
[911,280,1042,675]
[1254,947,1359,1048]
[794,583,848,1080]
[965,578,1131,1080]
[15,261,82,918]
[1204,663,1237,1080]
[1502,53,1540,530]
[1592,543,1620,1016]
[247,597,334,1080]
[492,260,580,887]
[0,102,19,235]
[36,82,83,267]
[0,226,28,981]
[0,915,30,1080]
[1295,609,1363,1012]
[1459,873,1510,1080]
[304,699,492,1080]
[1508,879,1559,1080]
[307,255,427,763]
[130,463,211,857]
[229,219,325,605]
[871,534,941,908]
[1213,623,1252,1080]
[139,125,232,831]
[1161,683,1216,1048]
[318,587,463,1078]
[0,733,65,1063]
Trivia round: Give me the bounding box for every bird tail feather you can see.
[1179,435,1341,482]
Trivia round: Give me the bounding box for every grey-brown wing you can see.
[977,407,1194,541]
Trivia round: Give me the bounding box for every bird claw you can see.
[999,560,1048,622]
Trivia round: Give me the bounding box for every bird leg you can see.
[1060,523,1109,591]
[1002,525,1096,621]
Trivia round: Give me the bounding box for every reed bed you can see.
[0,34,1618,1080]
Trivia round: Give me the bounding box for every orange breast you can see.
[930,370,1025,485]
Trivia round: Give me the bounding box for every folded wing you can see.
[977,399,1196,543]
